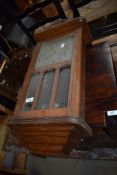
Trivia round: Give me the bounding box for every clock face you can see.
[35,33,74,68]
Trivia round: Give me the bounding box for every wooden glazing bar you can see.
[31,72,44,109]
[49,68,60,108]
[33,60,71,74]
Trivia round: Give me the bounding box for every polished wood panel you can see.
[86,42,117,127]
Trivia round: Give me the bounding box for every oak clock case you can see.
[9,18,92,156]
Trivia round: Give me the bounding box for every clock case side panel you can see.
[68,27,92,135]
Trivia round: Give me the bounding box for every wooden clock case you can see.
[8,18,92,156]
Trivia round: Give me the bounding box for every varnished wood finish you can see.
[49,68,60,108]
[31,72,44,109]
[68,28,83,116]
[84,41,117,146]
[33,60,71,74]
[9,18,92,156]
[85,42,117,127]
[34,18,92,43]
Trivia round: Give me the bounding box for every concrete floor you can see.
[27,156,117,175]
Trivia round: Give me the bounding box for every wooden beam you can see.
[0,88,16,102]
[0,104,13,115]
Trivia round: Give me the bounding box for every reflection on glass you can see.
[35,34,74,68]
[36,70,54,109]
[55,67,71,108]
[22,74,39,111]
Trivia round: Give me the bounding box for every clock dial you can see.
[35,33,74,68]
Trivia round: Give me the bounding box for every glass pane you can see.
[36,70,54,109]
[22,74,39,111]
[55,67,71,108]
[35,34,74,68]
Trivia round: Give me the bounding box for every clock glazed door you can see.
[14,20,90,134]
[23,33,73,109]
[15,33,75,119]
